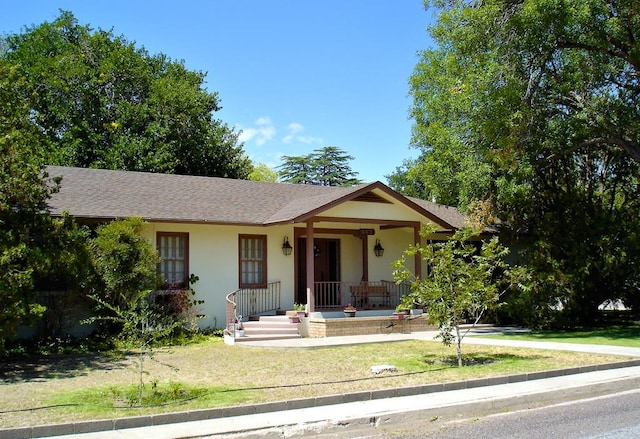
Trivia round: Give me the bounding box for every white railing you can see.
[313,280,409,310]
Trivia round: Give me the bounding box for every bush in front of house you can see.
[86,218,203,346]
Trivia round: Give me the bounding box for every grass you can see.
[481,325,640,348]
[0,336,632,429]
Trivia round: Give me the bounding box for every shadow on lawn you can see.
[0,352,127,384]
[420,352,543,367]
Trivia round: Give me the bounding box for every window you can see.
[239,235,267,288]
[157,232,189,289]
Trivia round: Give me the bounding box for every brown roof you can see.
[408,196,469,230]
[45,166,467,228]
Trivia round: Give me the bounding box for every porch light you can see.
[373,239,384,257]
[282,236,293,256]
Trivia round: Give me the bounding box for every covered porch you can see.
[313,280,410,311]
[294,219,424,314]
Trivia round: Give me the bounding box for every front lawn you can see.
[0,337,630,429]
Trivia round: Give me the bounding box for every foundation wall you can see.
[305,315,435,338]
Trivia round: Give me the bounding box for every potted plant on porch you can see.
[393,305,408,320]
[234,316,245,337]
[294,303,306,318]
[343,304,357,318]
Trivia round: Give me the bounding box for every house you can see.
[46,165,472,332]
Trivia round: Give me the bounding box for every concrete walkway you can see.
[11,329,640,439]
[238,326,640,357]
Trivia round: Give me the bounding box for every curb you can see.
[3,358,640,439]
[291,372,640,439]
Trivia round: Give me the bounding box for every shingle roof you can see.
[45,166,467,228]
[408,196,469,230]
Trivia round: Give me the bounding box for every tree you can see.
[278,155,316,185]
[0,60,91,346]
[86,218,203,339]
[278,146,362,186]
[393,225,530,366]
[249,162,279,182]
[1,11,252,179]
[398,0,640,325]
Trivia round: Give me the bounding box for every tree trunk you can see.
[455,323,463,367]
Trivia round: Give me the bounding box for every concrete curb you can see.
[296,373,640,439]
[3,359,640,439]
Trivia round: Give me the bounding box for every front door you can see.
[296,238,340,305]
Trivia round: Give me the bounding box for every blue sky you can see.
[1,1,436,183]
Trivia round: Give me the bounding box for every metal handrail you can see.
[225,291,238,338]
[225,281,281,336]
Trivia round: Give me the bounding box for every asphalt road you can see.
[285,388,640,439]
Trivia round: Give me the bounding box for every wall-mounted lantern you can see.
[282,236,293,256]
[373,239,384,257]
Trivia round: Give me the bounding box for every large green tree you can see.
[1,10,252,178]
[394,0,640,325]
[0,60,90,346]
[278,146,362,186]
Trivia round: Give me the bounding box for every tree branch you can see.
[556,40,639,71]
[538,136,640,165]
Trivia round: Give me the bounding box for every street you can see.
[279,388,640,439]
[215,389,640,439]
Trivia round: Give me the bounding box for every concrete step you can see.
[233,315,301,343]
[242,321,299,335]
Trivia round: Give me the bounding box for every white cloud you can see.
[238,118,323,149]
[238,128,258,143]
[237,117,276,146]
[256,116,272,126]
[283,122,323,145]
[287,122,304,134]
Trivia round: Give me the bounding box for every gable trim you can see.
[289,182,455,229]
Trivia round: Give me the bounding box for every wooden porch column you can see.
[414,225,422,279]
[306,220,315,312]
[361,236,369,282]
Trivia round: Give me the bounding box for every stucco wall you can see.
[139,222,423,330]
[143,222,297,329]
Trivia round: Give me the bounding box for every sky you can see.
[1,1,437,183]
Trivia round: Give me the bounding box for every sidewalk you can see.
[9,329,640,439]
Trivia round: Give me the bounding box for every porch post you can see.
[414,225,422,279]
[361,236,369,282]
[306,220,315,312]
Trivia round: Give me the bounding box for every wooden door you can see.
[296,238,340,305]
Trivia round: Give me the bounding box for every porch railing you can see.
[314,280,410,310]
[225,281,281,334]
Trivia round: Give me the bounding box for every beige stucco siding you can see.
[143,222,296,330]
[366,227,417,280]
[321,199,430,223]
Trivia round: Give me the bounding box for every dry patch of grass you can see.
[0,338,629,429]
